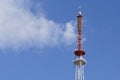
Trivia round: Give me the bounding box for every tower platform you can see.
[73,57,87,65]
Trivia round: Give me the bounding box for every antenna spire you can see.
[78,5,82,15]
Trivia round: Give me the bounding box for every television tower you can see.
[73,7,87,80]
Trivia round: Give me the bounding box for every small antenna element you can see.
[78,5,82,15]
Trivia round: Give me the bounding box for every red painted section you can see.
[74,49,85,56]
[74,13,86,57]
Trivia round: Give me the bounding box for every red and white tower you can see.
[73,7,87,80]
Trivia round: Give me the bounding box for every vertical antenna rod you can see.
[74,6,85,56]
[78,6,82,50]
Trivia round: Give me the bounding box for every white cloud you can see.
[0,0,77,50]
[62,21,76,45]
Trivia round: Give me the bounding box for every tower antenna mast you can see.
[73,4,87,80]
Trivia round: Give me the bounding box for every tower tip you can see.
[78,5,82,15]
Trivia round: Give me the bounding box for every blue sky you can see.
[0,0,120,80]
